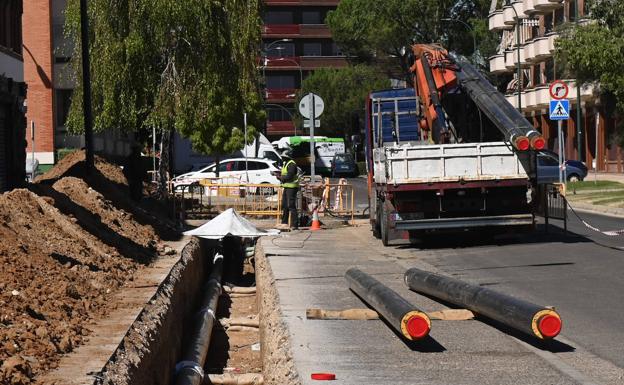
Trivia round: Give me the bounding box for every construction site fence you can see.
[169,177,356,226]
[169,180,282,223]
[302,177,356,225]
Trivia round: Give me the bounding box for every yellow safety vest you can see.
[281,160,300,188]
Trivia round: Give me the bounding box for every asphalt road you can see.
[406,209,624,369]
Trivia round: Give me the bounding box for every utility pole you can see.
[80,0,94,173]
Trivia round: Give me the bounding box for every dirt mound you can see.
[0,189,139,384]
[37,150,127,186]
[50,177,158,260]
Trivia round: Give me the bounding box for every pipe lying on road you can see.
[404,268,562,339]
[345,268,430,340]
[175,253,224,385]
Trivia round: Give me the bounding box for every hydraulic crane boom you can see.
[409,44,545,151]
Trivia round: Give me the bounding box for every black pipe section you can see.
[345,268,430,340]
[175,253,224,385]
[404,268,562,339]
[451,56,544,149]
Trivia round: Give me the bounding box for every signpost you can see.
[298,93,324,180]
[549,81,570,184]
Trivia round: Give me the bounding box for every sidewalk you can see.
[259,227,581,385]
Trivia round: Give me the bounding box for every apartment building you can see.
[0,0,27,191]
[262,0,347,138]
[488,0,622,172]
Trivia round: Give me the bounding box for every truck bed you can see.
[373,141,533,185]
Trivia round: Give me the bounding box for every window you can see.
[554,7,564,25]
[262,151,281,162]
[544,13,554,34]
[303,42,322,56]
[264,11,294,24]
[267,106,294,121]
[301,11,322,24]
[0,0,23,55]
[55,90,73,129]
[266,75,295,89]
[538,155,558,166]
[569,0,577,22]
[264,42,295,57]
[218,161,236,172]
[255,162,270,170]
[331,43,343,56]
[544,58,554,83]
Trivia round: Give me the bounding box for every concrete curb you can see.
[568,202,624,219]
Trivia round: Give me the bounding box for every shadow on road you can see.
[394,224,593,250]
[378,317,447,353]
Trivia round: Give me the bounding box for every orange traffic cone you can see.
[310,207,322,231]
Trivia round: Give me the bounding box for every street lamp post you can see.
[575,0,583,161]
[441,18,477,60]
[505,0,522,112]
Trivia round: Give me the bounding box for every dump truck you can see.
[366,44,546,245]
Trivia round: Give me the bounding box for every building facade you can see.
[488,0,622,172]
[262,0,347,138]
[0,0,27,191]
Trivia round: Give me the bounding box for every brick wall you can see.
[23,0,55,155]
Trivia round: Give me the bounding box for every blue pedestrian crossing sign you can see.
[549,99,570,120]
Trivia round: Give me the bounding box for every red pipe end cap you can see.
[538,315,562,338]
[406,315,430,340]
[311,373,336,381]
[531,136,546,150]
[515,136,530,151]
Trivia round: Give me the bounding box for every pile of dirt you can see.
[0,151,179,384]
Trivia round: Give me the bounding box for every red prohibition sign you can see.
[549,80,569,100]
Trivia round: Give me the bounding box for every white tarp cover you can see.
[183,208,278,239]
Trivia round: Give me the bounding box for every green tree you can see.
[64,0,265,192]
[326,0,497,78]
[297,65,390,138]
[555,0,624,145]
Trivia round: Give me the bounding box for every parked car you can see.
[330,153,358,178]
[537,151,588,184]
[172,158,281,193]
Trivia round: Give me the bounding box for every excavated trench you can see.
[91,236,299,385]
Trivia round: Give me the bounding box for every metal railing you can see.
[303,177,355,225]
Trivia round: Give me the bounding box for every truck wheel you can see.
[380,203,390,246]
[372,199,381,238]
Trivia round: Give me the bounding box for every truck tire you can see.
[372,198,381,238]
[380,203,390,246]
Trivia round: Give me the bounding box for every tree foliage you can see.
[297,65,390,137]
[326,0,496,78]
[555,0,624,144]
[64,0,264,155]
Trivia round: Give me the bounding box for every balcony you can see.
[524,88,537,110]
[488,10,507,31]
[533,36,552,61]
[506,94,517,109]
[503,6,517,26]
[511,1,528,19]
[265,0,340,5]
[504,49,515,70]
[300,56,348,69]
[523,0,537,15]
[267,121,296,136]
[489,54,507,74]
[567,81,599,103]
[523,39,537,63]
[533,0,563,12]
[265,88,298,103]
[263,56,348,71]
[262,24,332,38]
[512,45,529,67]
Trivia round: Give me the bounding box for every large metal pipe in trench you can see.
[175,253,224,385]
[345,268,430,340]
[404,268,562,339]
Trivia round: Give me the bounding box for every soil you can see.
[0,150,179,385]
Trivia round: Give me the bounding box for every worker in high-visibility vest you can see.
[279,151,300,229]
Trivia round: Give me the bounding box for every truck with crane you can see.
[366,44,546,245]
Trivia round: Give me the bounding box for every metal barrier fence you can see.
[543,183,567,233]
[170,180,282,223]
[170,176,356,226]
[303,178,355,225]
